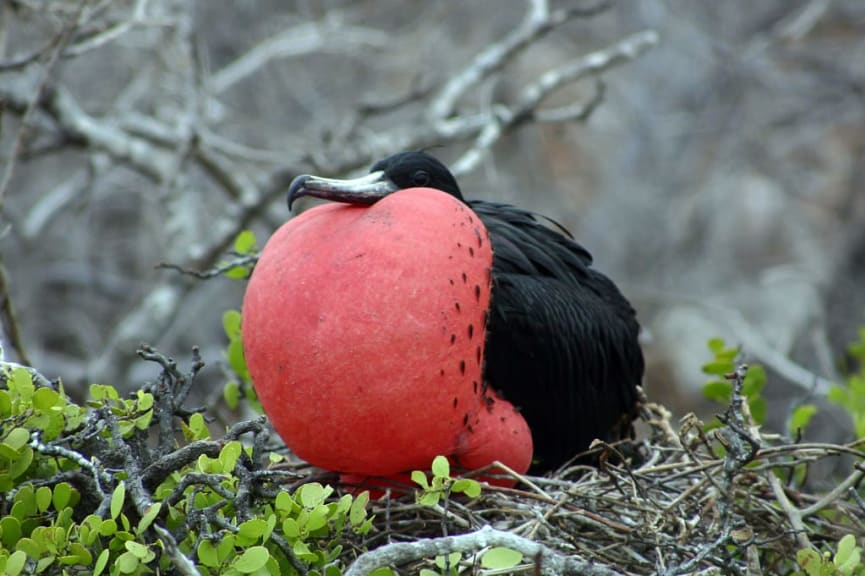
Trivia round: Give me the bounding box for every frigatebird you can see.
[242,151,643,479]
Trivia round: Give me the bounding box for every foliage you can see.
[411,456,481,508]
[222,309,261,414]
[222,231,262,414]
[828,328,865,438]
[223,231,259,280]
[702,338,768,426]
[797,534,864,576]
[0,355,372,576]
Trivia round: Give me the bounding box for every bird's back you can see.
[469,200,643,471]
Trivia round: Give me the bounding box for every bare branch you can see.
[451,30,658,175]
[207,18,388,95]
[43,84,176,181]
[344,525,624,576]
[0,0,88,215]
[0,256,32,365]
[429,0,612,120]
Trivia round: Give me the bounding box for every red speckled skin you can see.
[242,187,532,478]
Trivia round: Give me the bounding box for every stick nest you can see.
[344,371,865,575]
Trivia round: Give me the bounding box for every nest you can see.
[342,370,865,575]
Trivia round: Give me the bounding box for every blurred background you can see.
[1,0,863,441]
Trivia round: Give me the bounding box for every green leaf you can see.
[93,549,110,576]
[835,534,860,574]
[749,397,767,426]
[431,455,450,478]
[223,310,242,339]
[368,569,396,576]
[224,380,241,410]
[5,550,27,576]
[227,339,249,380]
[67,542,92,565]
[137,502,161,533]
[299,483,325,508]
[0,389,12,417]
[125,540,150,559]
[418,491,440,507]
[238,518,268,542]
[10,368,34,402]
[702,360,732,377]
[35,486,52,512]
[14,537,39,559]
[707,338,726,354]
[4,427,30,450]
[33,387,60,410]
[234,546,270,574]
[115,551,139,574]
[349,491,369,526]
[187,412,210,440]
[292,540,317,562]
[0,516,21,549]
[35,557,54,573]
[275,490,294,513]
[703,380,731,403]
[742,365,766,396]
[225,265,250,279]
[137,390,154,411]
[99,518,117,536]
[789,404,818,435]
[198,540,219,568]
[282,517,300,538]
[11,487,37,519]
[410,470,429,489]
[217,534,236,563]
[111,482,126,520]
[53,482,72,511]
[9,446,33,479]
[434,552,462,570]
[234,230,257,254]
[306,505,329,532]
[451,479,481,498]
[219,441,243,472]
[480,547,523,569]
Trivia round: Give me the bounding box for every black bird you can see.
[286,151,644,471]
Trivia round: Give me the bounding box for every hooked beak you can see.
[287,170,400,211]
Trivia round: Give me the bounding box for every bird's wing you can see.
[470,200,644,471]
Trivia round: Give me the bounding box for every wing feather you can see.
[470,200,643,471]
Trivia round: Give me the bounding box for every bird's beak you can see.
[287,170,400,211]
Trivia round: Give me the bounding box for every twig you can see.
[156,253,258,279]
[801,464,865,518]
[104,406,203,576]
[0,255,34,364]
[429,0,611,120]
[451,29,658,175]
[0,0,88,214]
[768,472,811,550]
[29,431,111,497]
[207,18,388,95]
[0,254,34,366]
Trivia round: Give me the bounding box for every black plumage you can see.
[288,151,644,471]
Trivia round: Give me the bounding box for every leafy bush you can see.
[0,350,372,576]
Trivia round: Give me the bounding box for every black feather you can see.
[473,199,643,471]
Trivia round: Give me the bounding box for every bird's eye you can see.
[412,170,430,187]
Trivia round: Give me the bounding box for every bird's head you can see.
[287,151,463,210]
